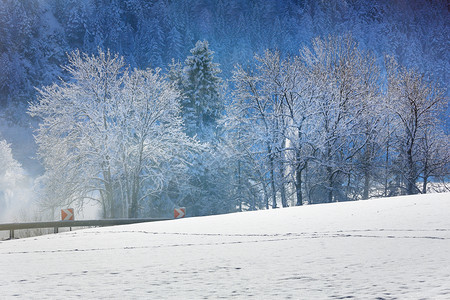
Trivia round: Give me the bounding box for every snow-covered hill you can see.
[1,193,450,299]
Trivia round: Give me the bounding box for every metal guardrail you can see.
[0,218,170,240]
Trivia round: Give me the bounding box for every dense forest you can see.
[0,0,448,220]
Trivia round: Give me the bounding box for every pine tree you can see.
[182,40,223,141]
[166,25,183,61]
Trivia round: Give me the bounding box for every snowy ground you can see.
[1,193,450,299]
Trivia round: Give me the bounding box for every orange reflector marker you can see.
[61,208,74,221]
[174,207,186,219]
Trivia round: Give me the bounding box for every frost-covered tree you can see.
[417,126,449,193]
[118,67,200,218]
[231,58,287,209]
[166,41,231,216]
[386,56,447,195]
[300,34,381,203]
[166,25,183,61]
[29,49,199,218]
[0,139,24,216]
[223,73,276,210]
[29,49,125,217]
[181,40,223,141]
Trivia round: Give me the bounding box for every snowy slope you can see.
[1,193,450,299]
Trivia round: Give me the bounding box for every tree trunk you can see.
[100,191,107,219]
[238,159,242,212]
[363,171,370,200]
[362,140,372,200]
[295,166,303,206]
[295,127,304,206]
[327,166,333,203]
[280,178,287,207]
[422,176,428,194]
[270,165,277,209]
[262,181,269,210]
[267,144,277,209]
[384,140,390,197]
[129,184,139,218]
[326,131,333,203]
[422,159,429,194]
[406,147,417,195]
[279,140,288,208]
[129,200,138,218]
[102,166,114,218]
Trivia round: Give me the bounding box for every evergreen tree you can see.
[167,41,232,216]
[182,40,223,141]
[166,25,183,61]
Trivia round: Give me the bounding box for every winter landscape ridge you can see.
[1,192,449,299]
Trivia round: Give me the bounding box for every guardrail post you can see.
[54,227,58,234]
[10,229,14,239]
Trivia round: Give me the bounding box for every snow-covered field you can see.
[1,193,450,299]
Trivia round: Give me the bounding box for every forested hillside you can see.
[0,0,448,220]
[1,0,448,108]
